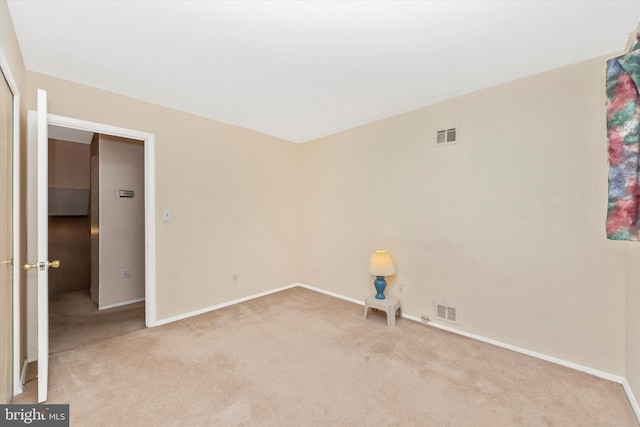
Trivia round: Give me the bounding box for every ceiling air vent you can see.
[435,127,457,145]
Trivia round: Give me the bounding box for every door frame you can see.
[26,113,157,353]
[0,51,22,397]
[47,114,157,327]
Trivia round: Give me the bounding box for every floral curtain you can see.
[606,30,640,240]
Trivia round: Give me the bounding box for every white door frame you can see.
[26,113,157,356]
[0,51,22,397]
[47,114,157,327]
[36,89,48,403]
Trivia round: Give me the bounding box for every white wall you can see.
[91,134,145,309]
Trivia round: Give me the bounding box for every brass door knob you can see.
[1,259,12,266]
[23,260,61,271]
[23,262,37,271]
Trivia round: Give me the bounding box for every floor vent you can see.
[435,302,458,323]
[435,127,457,145]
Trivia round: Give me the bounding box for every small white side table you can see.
[364,295,401,327]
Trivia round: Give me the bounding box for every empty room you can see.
[2,1,640,426]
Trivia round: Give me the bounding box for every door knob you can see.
[23,260,61,271]
[1,258,12,266]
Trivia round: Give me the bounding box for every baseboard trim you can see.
[295,284,640,420]
[407,313,640,422]
[297,283,364,306]
[401,312,623,382]
[622,378,640,423]
[151,283,299,327]
[144,282,640,422]
[99,298,146,311]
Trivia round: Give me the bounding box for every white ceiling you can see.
[7,1,640,143]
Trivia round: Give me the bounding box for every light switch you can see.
[163,208,171,221]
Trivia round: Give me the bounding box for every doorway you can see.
[26,112,157,364]
[47,130,146,353]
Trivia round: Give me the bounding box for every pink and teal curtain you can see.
[606,32,640,240]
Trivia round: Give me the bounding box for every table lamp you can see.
[369,249,396,299]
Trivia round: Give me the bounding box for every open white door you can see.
[24,89,58,403]
[36,89,49,403]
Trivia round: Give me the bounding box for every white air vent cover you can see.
[447,307,457,322]
[435,127,457,145]
[434,301,459,324]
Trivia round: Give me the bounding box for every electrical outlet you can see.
[398,283,405,294]
[122,269,129,279]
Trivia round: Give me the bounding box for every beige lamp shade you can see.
[369,250,397,276]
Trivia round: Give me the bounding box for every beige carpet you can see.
[49,290,145,354]
[14,287,638,426]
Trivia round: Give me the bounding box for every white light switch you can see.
[163,208,171,221]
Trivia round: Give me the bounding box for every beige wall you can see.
[1,0,27,381]
[92,134,145,308]
[301,53,627,376]
[26,71,303,320]
[626,245,640,405]
[1,1,25,91]
[11,4,640,402]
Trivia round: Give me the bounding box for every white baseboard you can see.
[409,312,640,423]
[151,283,299,327]
[296,285,624,383]
[297,283,364,306]
[146,282,640,423]
[622,378,640,424]
[295,284,640,423]
[403,312,624,383]
[99,298,145,311]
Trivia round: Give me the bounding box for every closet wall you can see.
[90,134,145,309]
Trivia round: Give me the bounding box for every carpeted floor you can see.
[49,290,145,354]
[13,287,638,426]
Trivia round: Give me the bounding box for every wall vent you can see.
[435,127,457,145]
[435,302,458,323]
